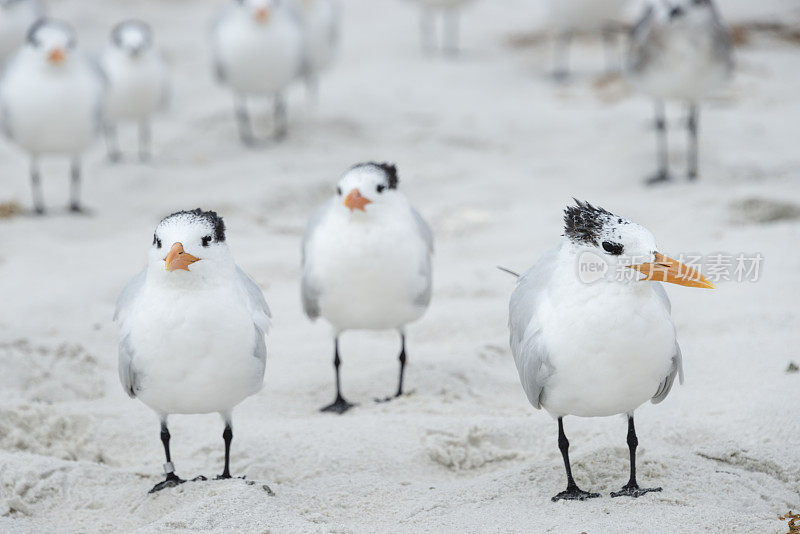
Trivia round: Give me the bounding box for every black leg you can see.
[68,158,83,213]
[149,420,185,493]
[443,9,459,57]
[235,94,256,146]
[552,417,600,502]
[321,337,355,414]
[552,31,573,82]
[139,120,152,162]
[611,415,662,498]
[273,93,288,141]
[375,332,408,403]
[30,159,44,215]
[687,103,699,181]
[646,100,671,184]
[216,423,233,480]
[105,123,121,162]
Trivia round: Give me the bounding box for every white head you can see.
[235,0,282,25]
[649,0,719,26]
[334,162,401,215]
[110,19,153,58]
[25,18,77,67]
[564,200,713,288]
[147,209,235,288]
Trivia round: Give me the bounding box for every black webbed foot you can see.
[610,483,662,498]
[320,395,355,414]
[551,486,600,502]
[149,472,185,494]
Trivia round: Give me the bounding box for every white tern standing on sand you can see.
[0,19,104,214]
[508,200,714,501]
[100,19,169,162]
[410,0,475,56]
[302,162,433,414]
[547,0,628,80]
[288,0,339,100]
[627,0,733,183]
[0,0,43,64]
[211,0,304,145]
[114,209,271,493]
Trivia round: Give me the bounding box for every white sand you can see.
[1,0,799,532]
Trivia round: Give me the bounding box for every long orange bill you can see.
[48,48,65,64]
[628,252,715,289]
[254,7,270,23]
[164,242,200,272]
[344,189,371,211]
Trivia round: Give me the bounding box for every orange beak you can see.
[344,189,371,212]
[47,48,65,64]
[254,7,270,23]
[628,252,715,289]
[164,242,200,272]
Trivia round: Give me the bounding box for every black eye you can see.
[602,241,624,255]
[376,184,385,193]
[336,187,342,196]
[153,235,162,249]
[201,235,212,247]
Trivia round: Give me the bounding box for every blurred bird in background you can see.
[0,0,43,64]
[211,0,304,145]
[115,209,271,493]
[508,200,714,501]
[100,20,169,163]
[410,0,475,57]
[288,0,340,102]
[0,19,105,214]
[301,163,433,414]
[627,0,733,184]
[547,0,629,81]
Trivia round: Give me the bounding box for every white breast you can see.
[540,277,676,418]
[1,54,104,155]
[102,49,167,121]
[127,282,264,415]
[213,12,303,95]
[306,203,430,332]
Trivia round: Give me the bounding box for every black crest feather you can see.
[563,199,613,245]
[352,161,399,190]
[161,208,226,242]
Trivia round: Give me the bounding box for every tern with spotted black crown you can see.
[507,200,713,501]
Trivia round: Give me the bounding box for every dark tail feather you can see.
[497,266,520,278]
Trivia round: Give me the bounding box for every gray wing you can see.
[411,205,434,307]
[114,269,147,398]
[627,4,655,74]
[210,7,231,83]
[711,12,734,74]
[235,266,272,334]
[235,267,270,365]
[508,247,559,409]
[300,199,333,319]
[650,282,684,404]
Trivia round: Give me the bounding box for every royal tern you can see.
[211,0,304,144]
[288,0,339,100]
[114,209,271,493]
[0,18,105,214]
[301,162,433,413]
[508,200,713,501]
[627,0,733,183]
[100,20,169,162]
